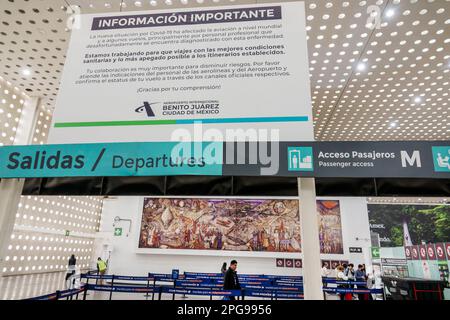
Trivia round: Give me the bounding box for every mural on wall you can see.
[138,198,301,253]
[368,204,450,247]
[317,200,344,254]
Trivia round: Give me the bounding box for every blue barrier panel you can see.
[58,287,85,299]
[244,290,303,300]
[183,272,302,280]
[184,275,223,280]
[274,281,303,287]
[244,290,273,299]
[25,286,85,300]
[81,274,113,280]
[273,292,304,300]
[322,287,383,294]
[244,285,303,291]
[275,278,303,282]
[149,273,173,278]
[322,278,367,285]
[25,292,58,301]
[183,272,223,277]
[114,275,151,281]
[262,275,303,280]
[175,281,220,288]
[176,278,276,287]
[163,287,242,297]
[87,284,157,293]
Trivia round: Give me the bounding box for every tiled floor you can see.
[0,272,269,300]
[0,272,346,300]
[0,272,67,300]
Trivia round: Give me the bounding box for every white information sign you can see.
[49,2,313,143]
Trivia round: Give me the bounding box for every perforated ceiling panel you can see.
[0,0,449,141]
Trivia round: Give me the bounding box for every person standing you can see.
[346,264,355,281]
[65,254,76,288]
[321,262,330,288]
[345,263,356,298]
[355,264,367,300]
[97,257,107,285]
[223,260,241,300]
[336,265,349,300]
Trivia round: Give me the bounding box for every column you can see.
[0,97,39,272]
[0,179,25,268]
[298,177,323,300]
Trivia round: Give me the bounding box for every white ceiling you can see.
[367,196,450,204]
[0,0,449,141]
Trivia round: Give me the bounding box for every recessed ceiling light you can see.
[150,0,158,6]
[414,97,422,103]
[385,9,395,18]
[135,1,142,6]
[390,122,397,128]
[22,69,31,76]
[356,62,366,71]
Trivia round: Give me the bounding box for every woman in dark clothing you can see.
[65,255,77,287]
[68,254,76,267]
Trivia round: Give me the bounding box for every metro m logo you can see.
[400,150,421,168]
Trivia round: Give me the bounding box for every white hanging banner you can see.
[49,2,313,144]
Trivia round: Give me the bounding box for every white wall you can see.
[318,196,371,267]
[99,196,370,276]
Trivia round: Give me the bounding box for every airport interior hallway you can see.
[0,0,449,306]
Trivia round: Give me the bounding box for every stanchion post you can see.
[158,286,162,300]
[145,277,150,300]
[172,280,176,300]
[152,277,156,300]
[109,275,115,301]
[323,281,326,300]
[55,290,61,301]
[83,277,89,300]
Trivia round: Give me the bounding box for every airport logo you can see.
[287,147,313,171]
[135,101,158,117]
[432,146,450,172]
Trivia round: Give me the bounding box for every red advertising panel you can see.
[330,260,340,269]
[435,243,446,260]
[446,243,450,260]
[340,260,349,266]
[276,258,284,268]
[285,259,293,268]
[411,246,419,260]
[405,246,412,260]
[321,260,331,269]
[419,245,427,260]
[426,244,436,260]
